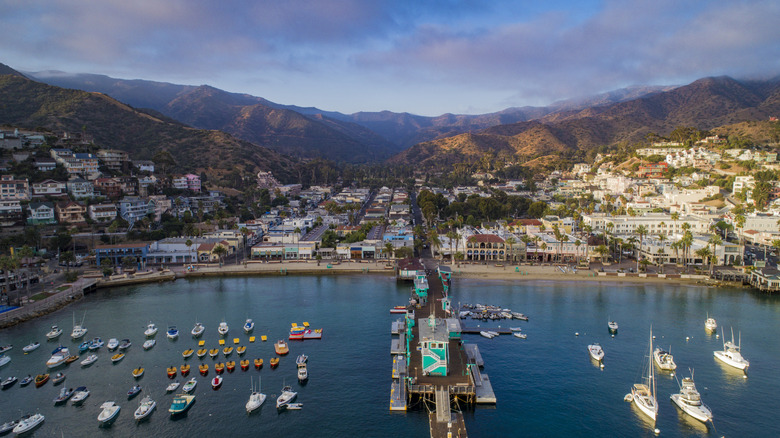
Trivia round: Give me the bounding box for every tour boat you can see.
[71,386,90,405]
[22,342,40,353]
[243,318,254,333]
[211,375,223,390]
[196,348,207,358]
[181,364,190,376]
[134,395,156,422]
[97,401,121,426]
[1,376,17,389]
[167,325,179,340]
[182,349,194,359]
[191,322,205,338]
[653,346,677,372]
[46,325,63,340]
[167,366,177,378]
[127,385,142,399]
[88,337,104,350]
[143,339,156,350]
[46,345,70,368]
[199,363,209,376]
[588,343,604,362]
[133,367,145,379]
[223,346,234,356]
[215,362,225,374]
[20,375,33,387]
[166,381,180,392]
[12,413,44,435]
[182,378,197,393]
[35,373,50,388]
[226,361,236,372]
[629,328,658,421]
[269,357,279,368]
[297,363,308,382]
[0,355,8,368]
[209,348,219,358]
[53,387,74,404]
[107,338,119,351]
[119,339,132,350]
[608,320,619,333]
[670,370,713,423]
[144,322,158,337]
[111,353,126,363]
[236,346,246,355]
[246,377,266,413]
[169,393,195,416]
[274,340,289,355]
[254,358,263,369]
[296,354,308,365]
[218,321,229,336]
[51,372,66,385]
[276,385,297,408]
[81,354,98,366]
[714,328,749,370]
[705,313,717,333]
[240,359,250,370]
[71,312,88,339]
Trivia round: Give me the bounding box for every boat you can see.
[111,353,126,363]
[218,321,229,336]
[479,331,495,339]
[46,345,70,368]
[46,325,63,340]
[199,364,209,376]
[274,340,289,355]
[144,322,158,337]
[143,339,156,350]
[208,348,219,358]
[12,413,44,434]
[22,342,40,353]
[608,320,619,333]
[714,327,749,370]
[134,395,156,422]
[81,354,98,366]
[226,361,236,372]
[0,355,8,368]
[66,354,79,364]
[630,327,658,421]
[0,345,10,354]
[196,349,207,358]
[52,372,66,385]
[181,364,191,376]
[71,312,88,339]
[296,354,308,365]
[254,358,263,369]
[670,370,713,423]
[269,357,279,368]
[127,384,142,399]
[0,418,17,435]
[19,375,33,387]
[653,346,677,371]
[215,362,225,374]
[705,313,717,333]
[166,381,180,392]
[107,338,119,351]
[512,312,529,321]
[169,393,195,416]
[283,403,303,410]
[223,346,234,356]
[211,375,223,390]
[167,366,177,378]
[588,343,604,361]
[1,376,16,390]
[167,325,179,340]
[513,332,527,339]
[97,401,121,426]
[78,341,91,354]
[240,359,250,370]
[119,338,132,350]
[71,386,90,405]
[246,377,266,413]
[243,319,254,333]
[276,385,297,408]
[133,367,145,379]
[289,325,305,340]
[53,387,74,404]
[509,327,522,332]
[191,322,204,338]
[297,363,308,382]
[236,346,246,355]
[182,349,194,359]
[88,337,104,350]
[182,378,197,393]
[390,305,407,314]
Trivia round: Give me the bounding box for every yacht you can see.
[107,338,119,351]
[705,314,717,332]
[276,385,298,409]
[97,401,121,426]
[191,322,205,338]
[71,386,90,405]
[713,328,749,370]
[119,339,132,350]
[134,395,156,422]
[218,321,229,336]
[46,346,70,368]
[166,381,180,392]
[1,376,17,389]
[144,322,158,337]
[53,387,75,404]
[588,343,604,362]
[46,325,63,340]
[167,326,179,340]
[12,414,44,435]
[653,346,677,372]
[670,371,713,423]
[88,337,104,350]
[243,318,255,333]
[246,377,266,413]
[629,328,658,421]
[71,312,88,339]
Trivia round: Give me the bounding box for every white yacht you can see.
[81,354,98,366]
[71,312,88,339]
[107,338,119,351]
[46,346,70,368]
[588,343,604,361]
[191,322,204,337]
[98,401,121,426]
[297,363,308,382]
[653,346,677,372]
[218,321,229,336]
[144,322,158,337]
[12,413,44,435]
[46,325,63,340]
[629,328,658,421]
[670,371,713,423]
[276,385,297,409]
[705,314,717,332]
[246,377,266,413]
[713,327,749,370]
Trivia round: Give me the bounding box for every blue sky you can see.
[2,0,779,116]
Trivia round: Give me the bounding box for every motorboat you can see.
[0,345,10,354]
[46,345,70,368]
[211,375,223,390]
[199,364,209,375]
[1,376,17,389]
[182,349,194,359]
[509,327,523,332]
[0,355,9,367]
[226,361,236,372]
[107,338,119,351]
[0,418,16,435]
[629,328,658,421]
[296,354,308,365]
[71,386,90,405]
[19,375,33,387]
[274,340,289,355]
[182,378,197,393]
[127,384,142,399]
[196,348,207,358]
[223,346,234,356]
[671,370,713,423]
[181,364,191,376]
[97,401,121,426]
[53,387,74,404]
[512,312,529,321]
[71,312,88,339]
[111,353,126,363]
[297,363,308,382]
[65,354,79,364]
[166,381,180,392]
[276,385,297,408]
[215,363,225,374]
[588,343,604,361]
[22,342,40,353]
[134,395,156,422]
[608,320,619,333]
[218,321,229,336]
[81,354,98,366]
[191,322,205,338]
[269,357,279,368]
[653,347,677,372]
[208,348,219,358]
[240,359,250,370]
[236,346,246,355]
[254,358,263,369]
[167,326,179,340]
[88,337,104,350]
[244,319,254,333]
[513,332,527,339]
[283,403,303,410]
[119,339,132,350]
[52,372,66,385]
[144,322,158,337]
[143,339,156,350]
[12,413,44,434]
[705,314,717,333]
[46,325,63,340]
[133,367,145,379]
[391,305,408,314]
[246,377,266,413]
[169,393,195,416]
[35,373,50,387]
[78,341,91,354]
[167,366,177,378]
[714,328,749,370]
[479,331,495,339]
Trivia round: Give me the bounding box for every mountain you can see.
[0,74,296,182]
[0,62,27,79]
[391,76,780,168]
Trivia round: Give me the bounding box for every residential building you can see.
[96,149,129,171]
[33,158,57,172]
[0,200,23,226]
[31,179,67,197]
[67,177,94,199]
[118,197,153,223]
[172,174,201,192]
[27,202,56,225]
[0,175,29,200]
[94,177,122,199]
[55,200,87,224]
[89,203,118,222]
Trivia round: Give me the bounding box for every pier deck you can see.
[428,411,468,438]
[463,344,484,368]
[470,365,496,404]
[392,355,407,379]
[391,320,404,335]
[390,379,407,411]
[391,332,406,355]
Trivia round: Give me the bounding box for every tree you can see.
[595,245,609,264]
[505,236,517,264]
[121,255,137,271]
[153,150,176,175]
[695,247,712,272]
[428,230,442,260]
[708,235,722,274]
[213,244,228,267]
[60,251,75,273]
[384,242,394,260]
[17,246,34,299]
[635,225,648,273]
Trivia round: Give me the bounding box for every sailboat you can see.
[713,327,749,370]
[246,376,266,413]
[629,327,658,421]
[71,312,88,339]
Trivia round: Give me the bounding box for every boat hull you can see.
[713,351,749,370]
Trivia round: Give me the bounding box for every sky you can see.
[2,0,779,116]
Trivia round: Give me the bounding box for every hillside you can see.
[0,75,296,182]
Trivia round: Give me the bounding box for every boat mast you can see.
[649,327,655,404]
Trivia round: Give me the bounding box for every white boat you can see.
[119,339,132,350]
[211,375,223,390]
[144,322,158,337]
[134,395,156,421]
[71,312,88,339]
[479,331,495,339]
[46,325,63,340]
[12,413,44,434]
[705,314,717,332]
[243,319,254,333]
[283,403,303,410]
[81,354,98,366]
[630,327,658,421]
[98,401,121,425]
[143,339,156,350]
[297,363,308,382]
[608,320,619,333]
[0,419,17,435]
[513,332,527,339]
[46,346,70,368]
[107,338,119,351]
[670,370,713,423]
[218,321,229,336]
[509,327,522,332]
[246,377,266,413]
[88,337,104,350]
[487,331,499,337]
[182,378,197,393]
[588,343,604,361]
[713,327,749,370]
[167,326,179,340]
[276,385,297,408]
[295,354,308,365]
[166,381,180,392]
[0,355,9,367]
[191,322,204,337]
[653,346,677,371]
[23,342,40,353]
[72,386,90,405]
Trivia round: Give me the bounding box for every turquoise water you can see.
[0,275,778,437]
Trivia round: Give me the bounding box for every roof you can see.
[198,243,216,252]
[95,242,150,250]
[467,234,505,244]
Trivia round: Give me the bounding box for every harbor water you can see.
[0,275,778,437]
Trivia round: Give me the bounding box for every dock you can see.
[463,344,484,368]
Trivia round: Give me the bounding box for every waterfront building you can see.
[465,234,506,262]
[94,242,150,268]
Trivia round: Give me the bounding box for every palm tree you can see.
[574,239,582,266]
[505,236,516,264]
[656,248,666,273]
[595,245,609,264]
[635,225,648,273]
[185,239,194,263]
[695,247,712,273]
[428,230,442,260]
[671,212,680,235]
[708,235,722,274]
[681,231,694,273]
[446,231,458,262]
[384,242,394,260]
[17,246,34,299]
[239,227,250,264]
[735,214,746,248]
[213,244,228,267]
